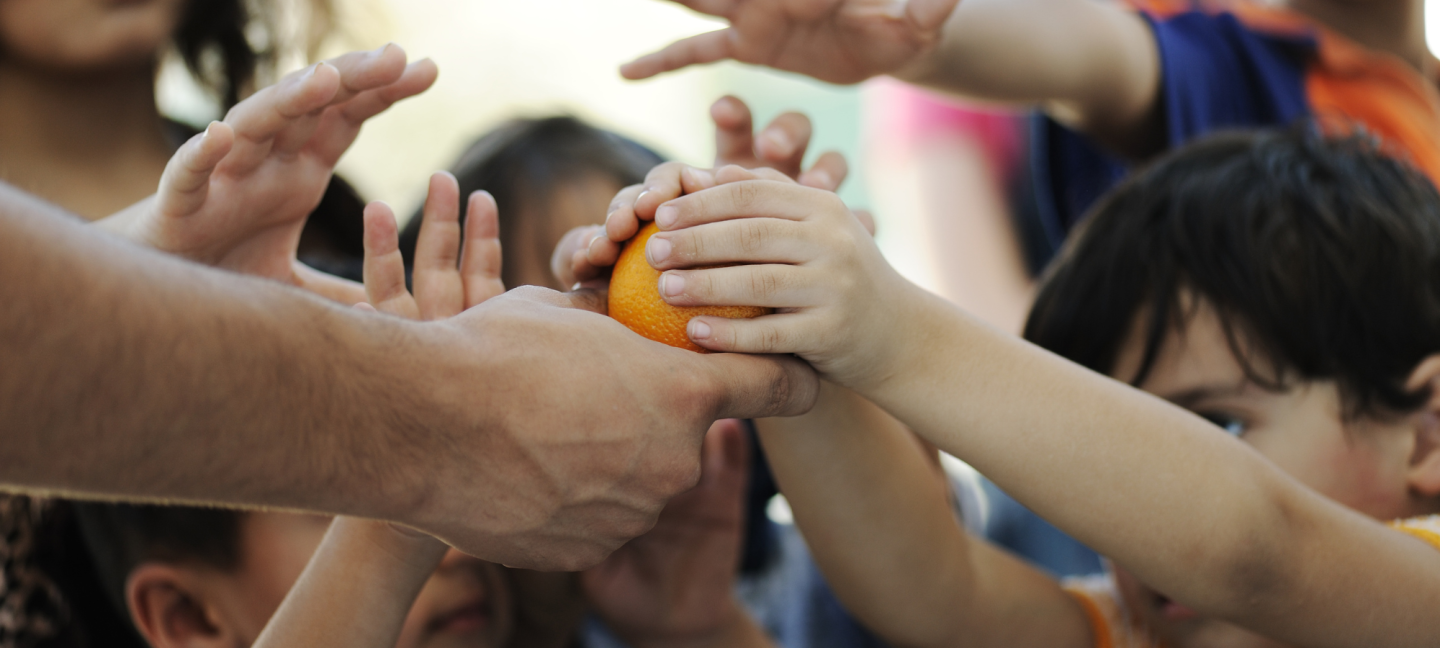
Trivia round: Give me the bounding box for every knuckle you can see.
[748,268,783,301]
[738,220,768,255]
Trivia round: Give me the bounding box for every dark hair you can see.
[0,498,246,648]
[1024,128,1440,419]
[398,116,665,288]
[173,0,336,110]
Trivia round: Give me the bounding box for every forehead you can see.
[1110,298,1252,395]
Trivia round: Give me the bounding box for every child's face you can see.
[0,0,184,70]
[172,513,513,648]
[512,173,627,290]
[1105,298,1426,647]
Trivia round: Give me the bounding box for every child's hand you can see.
[621,0,961,84]
[583,419,773,648]
[551,96,848,288]
[646,166,912,390]
[361,172,505,319]
[100,44,438,302]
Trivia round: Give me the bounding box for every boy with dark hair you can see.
[595,128,1440,646]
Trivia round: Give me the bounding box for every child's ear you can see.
[126,563,238,648]
[1403,356,1440,497]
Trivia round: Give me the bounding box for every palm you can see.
[629,0,960,83]
[145,46,437,287]
[583,420,750,640]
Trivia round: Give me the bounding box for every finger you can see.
[714,164,791,185]
[711,95,756,167]
[798,151,850,192]
[156,121,235,218]
[688,315,810,359]
[460,190,507,307]
[630,162,690,222]
[604,185,648,245]
[620,29,736,80]
[693,352,819,419]
[311,59,440,164]
[701,419,750,491]
[755,112,813,177]
[362,201,420,319]
[646,218,815,271]
[909,0,965,31]
[321,43,409,106]
[654,181,837,231]
[552,225,602,287]
[657,264,818,309]
[413,172,465,320]
[222,63,341,170]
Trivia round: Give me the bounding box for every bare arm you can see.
[625,0,1162,157]
[0,182,819,569]
[646,173,1440,647]
[756,383,1090,648]
[898,0,1162,156]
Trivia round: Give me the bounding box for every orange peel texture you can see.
[608,222,771,353]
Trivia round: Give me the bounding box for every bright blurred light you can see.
[1429,0,1440,57]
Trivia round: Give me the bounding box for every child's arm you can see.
[624,0,1161,156]
[253,173,505,648]
[96,44,438,303]
[584,419,777,648]
[642,169,1440,648]
[754,383,1090,648]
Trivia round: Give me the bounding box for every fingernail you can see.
[689,319,712,340]
[659,272,684,297]
[655,205,678,228]
[637,190,652,205]
[648,236,672,265]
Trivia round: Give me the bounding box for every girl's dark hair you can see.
[1024,128,1440,419]
[0,497,245,648]
[173,0,335,110]
[398,116,665,288]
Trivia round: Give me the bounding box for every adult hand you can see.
[399,287,817,570]
[583,419,751,645]
[621,0,961,84]
[98,44,437,301]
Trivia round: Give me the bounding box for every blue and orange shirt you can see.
[1034,0,1440,250]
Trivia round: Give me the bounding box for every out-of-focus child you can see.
[586,128,1440,647]
[620,0,1440,250]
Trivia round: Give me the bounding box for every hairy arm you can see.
[899,0,1163,156]
[756,383,1090,648]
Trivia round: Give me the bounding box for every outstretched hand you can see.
[621,0,960,84]
[360,172,506,318]
[100,44,438,303]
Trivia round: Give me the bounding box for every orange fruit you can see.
[608,222,770,353]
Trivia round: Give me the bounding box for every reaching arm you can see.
[756,383,1090,648]
[641,171,1440,647]
[0,180,818,570]
[625,0,1161,156]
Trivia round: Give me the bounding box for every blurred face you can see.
[511,173,627,290]
[209,513,514,648]
[0,0,185,70]
[1105,299,1421,648]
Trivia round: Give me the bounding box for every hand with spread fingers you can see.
[98,44,438,303]
[620,0,961,84]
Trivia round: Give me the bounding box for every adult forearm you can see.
[0,184,424,518]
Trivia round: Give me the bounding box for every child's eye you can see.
[1200,413,1246,437]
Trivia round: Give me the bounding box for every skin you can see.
[0,0,197,219]
[562,165,1440,647]
[243,173,773,648]
[621,0,1430,159]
